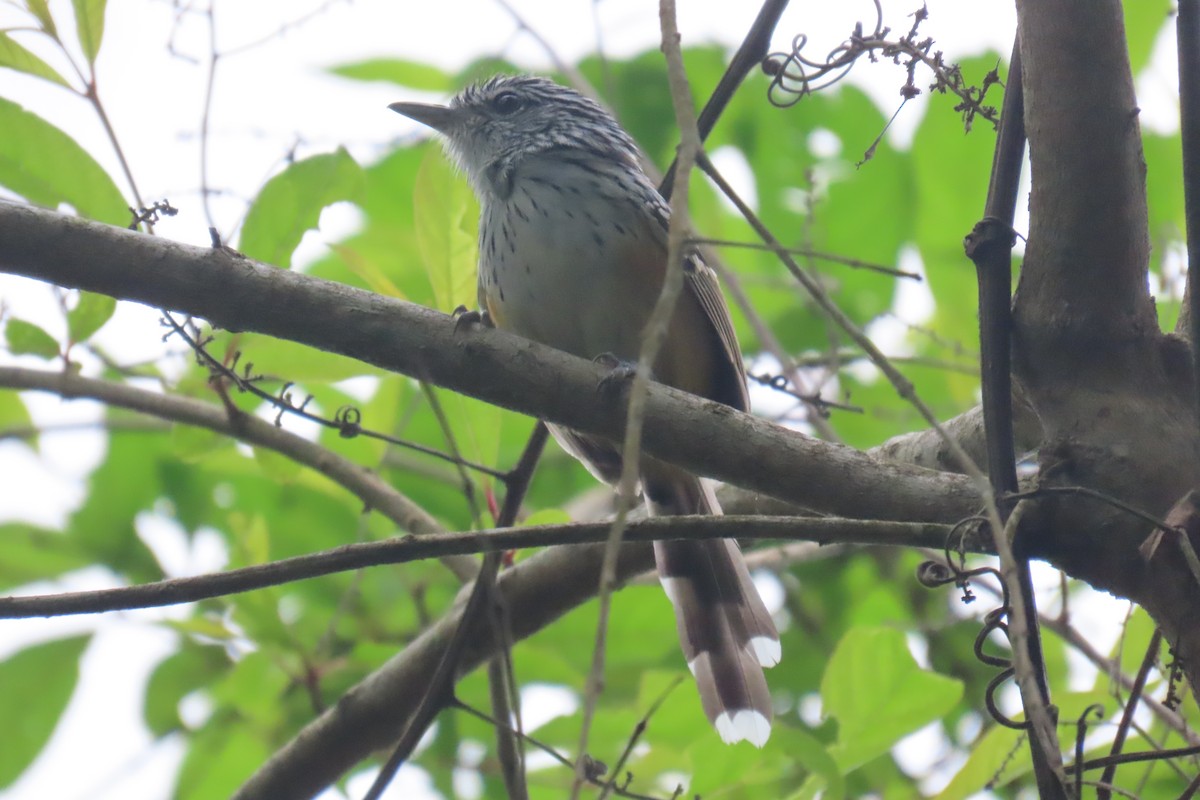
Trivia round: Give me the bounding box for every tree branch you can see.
[0,516,964,618]
[0,200,982,524]
[0,364,476,581]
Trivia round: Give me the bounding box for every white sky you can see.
[0,1,1163,798]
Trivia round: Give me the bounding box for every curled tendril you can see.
[762,1,1000,131]
[919,515,1028,730]
[1073,704,1106,794]
[335,405,362,438]
[763,1,885,108]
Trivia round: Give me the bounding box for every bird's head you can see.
[390,74,639,199]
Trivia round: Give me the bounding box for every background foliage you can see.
[0,1,1194,798]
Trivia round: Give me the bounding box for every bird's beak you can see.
[388,101,459,134]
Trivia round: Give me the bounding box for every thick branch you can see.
[0,201,980,523]
[873,391,1042,474]
[1008,0,1200,715]
[1013,0,1155,352]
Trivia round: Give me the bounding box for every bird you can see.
[390,74,780,747]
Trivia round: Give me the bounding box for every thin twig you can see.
[450,700,668,800]
[1177,0,1200,424]
[0,516,960,615]
[198,2,220,231]
[362,554,501,800]
[1080,745,1200,771]
[163,314,507,480]
[695,154,992,487]
[572,9,703,791]
[708,258,844,440]
[1098,628,1165,799]
[688,237,920,279]
[418,381,484,529]
[482,424,548,800]
[0,363,477,580]
[658,0,791,198]
[597,676,685,800]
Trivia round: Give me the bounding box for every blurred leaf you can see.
[0,635,90,789]
[327,240,405,298]
[0,31,71,88]
[66,291,115,343]
[0,524,90,590]
[144,643,228,736]
[413,146,478,312]
[329,57,451,91]
[228,512,271,566]
[5,317,59,359]
[0,96,127,224]
[252,446,302,485]
[935,691,1112,799]
[1123,0,1172,75]
[1111,604,1157,679]
[25,0,58,37]
[910,55,1003,352]
[779,727,845,800]
[822,626,962,773]
[70,0,106,64]
[164,616,238,641]
[170,422,230,462]
[210,651,290,726]
[219,330,381,384]
[0,387,34,449]
[240,148,365,268]
[176,719,271,800]
[436,389,503,480]
[67,424,168,580]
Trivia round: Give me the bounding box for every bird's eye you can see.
[492,91,523,115]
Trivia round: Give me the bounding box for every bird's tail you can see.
[646,473,781,747]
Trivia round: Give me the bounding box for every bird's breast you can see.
[478,168,665,361]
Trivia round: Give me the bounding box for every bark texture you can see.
[1013,0,1200,689]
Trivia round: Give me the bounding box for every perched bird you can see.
[390,75,780,746]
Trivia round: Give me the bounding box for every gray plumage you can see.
[391,75,780,746]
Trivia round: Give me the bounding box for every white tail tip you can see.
[714,709,772,747]
[750,636,782,668]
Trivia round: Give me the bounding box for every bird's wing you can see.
[644,190,751,412]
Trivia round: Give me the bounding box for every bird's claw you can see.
[453,306,493,333]
[594,353,637,393]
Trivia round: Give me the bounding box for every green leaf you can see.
[779,727,846,800]
[0,96,127,224]
[0,524,91,590]
[67,424,168,580]
[25,0,58,37]
[413,145,478,312]
[328,57,452,91]
[143,643,228,736]
[821,626,963,773]
[1123,0,1172,75]
[221,331,382,383]
[70,0,106,64]
[435,389,503,477]
[935,691,1112,799]
[175,720,271,800]
[252,445,302,485]
[0,635,91,789]
[66,291,115,343]
[0,31,71,88]
[0,391,34,450]
[5,318,60,359]
[240,147,365,268]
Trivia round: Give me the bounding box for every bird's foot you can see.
[452,305,494,333]
[594,352,638,393]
